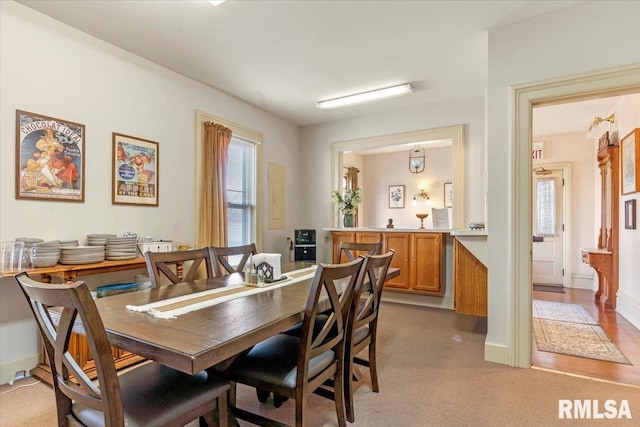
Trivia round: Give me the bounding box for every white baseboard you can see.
[381,291,454,310]
[616,291,640,331]
[569,274,593,290]
[484,341,512,366]
[0,353,38,385]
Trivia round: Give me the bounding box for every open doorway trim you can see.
[331,125,466,230]
[512,64,640,368]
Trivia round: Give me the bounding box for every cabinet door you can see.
[332,231,356,263]
[454,240,487,316]
[411,233,443,294]
[356,232,383,256]
[382,233,410,289]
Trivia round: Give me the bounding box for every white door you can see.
[532,169,564,285]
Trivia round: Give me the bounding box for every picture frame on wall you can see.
[388,185,404,208]
[444,182,453,207]
[621,128,640,195]
[112,133,159,206]
[625,199,636,230]
[15,110,85,202]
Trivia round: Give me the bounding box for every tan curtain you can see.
[345,166,359,190]
[198,122,232,248]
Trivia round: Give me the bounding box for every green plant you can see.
[331,187,362,216]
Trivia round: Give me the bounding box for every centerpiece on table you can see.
[331,187,362,227]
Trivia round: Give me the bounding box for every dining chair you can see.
[144,247,216,287]
[209,243,256,276]
[15,272,230,427]
[344,249,394,422]
[337,241,382,263]
[227,257,367,427]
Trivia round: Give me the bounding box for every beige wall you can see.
[487,1,640,365]
[361,147,453,229]
[0,1,301,384]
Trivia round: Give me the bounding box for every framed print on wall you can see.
[444,182,453,207]
[112,133,159,206]
[15,110,85,202]
[621,128,640,195]
[389,185,404,208]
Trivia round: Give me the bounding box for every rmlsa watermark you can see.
[559,399,632,419]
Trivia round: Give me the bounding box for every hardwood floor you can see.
[532,287,640,387]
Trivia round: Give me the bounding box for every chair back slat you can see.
[298,258,366,381]
[338,241,382,263]
[210,244,257,276]
[144,248,215,287]
[351,250,394,331]
[15,272,125,427]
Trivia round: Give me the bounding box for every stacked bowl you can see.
[60,239,79,248]
[60,246,105,265]
[87,234,117,246]
[31,241,61,268]
[105,236,138,260]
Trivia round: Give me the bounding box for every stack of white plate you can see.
[31,241,61,268]
[105,236,138,260]
[60,246,105,265]
[60,240,79,248]
[87,234,117,246]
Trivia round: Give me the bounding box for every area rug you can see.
[532,300,597,325]
[532,318,631,364]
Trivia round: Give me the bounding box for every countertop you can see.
[323,227,453,233]
[323,228,487,236]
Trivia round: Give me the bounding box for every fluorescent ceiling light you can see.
[209,0,227,6]
[317,83,413,109]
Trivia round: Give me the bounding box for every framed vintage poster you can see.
[388,185,404,208]
[112,133,159,206]
[444,182,453,207]
[15,110,85,202]
[621,128,640,195]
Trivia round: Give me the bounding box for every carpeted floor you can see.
[1,302,638,426]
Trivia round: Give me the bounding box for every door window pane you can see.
[536,178,556,236]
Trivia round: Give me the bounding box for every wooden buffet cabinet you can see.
[1,258,148,385]
[331,230,445,295]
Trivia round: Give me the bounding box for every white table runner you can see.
[126,265,317,319]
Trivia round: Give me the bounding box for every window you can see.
[226,136,256,247]
[535,178,556,236]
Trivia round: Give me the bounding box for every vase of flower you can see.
[343,214,355,228]
[331,188,362,228]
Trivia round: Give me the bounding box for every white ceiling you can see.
[18,0,622,136]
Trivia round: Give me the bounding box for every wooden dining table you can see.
[94,262,399,376]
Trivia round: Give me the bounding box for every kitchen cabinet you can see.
[453,239,487,316]
[331,230,444,295]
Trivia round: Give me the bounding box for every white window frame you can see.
[194,110,263,251]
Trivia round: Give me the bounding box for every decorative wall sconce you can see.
[412,188,430,206]
[587,113,615,139]
[409,145,425,174]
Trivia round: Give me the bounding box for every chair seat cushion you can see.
[353,325,370,346]
[230,334,335,390]
[72,363,229,427]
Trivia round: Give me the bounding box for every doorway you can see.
[532,166,566,288]
[511,64,640,371]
